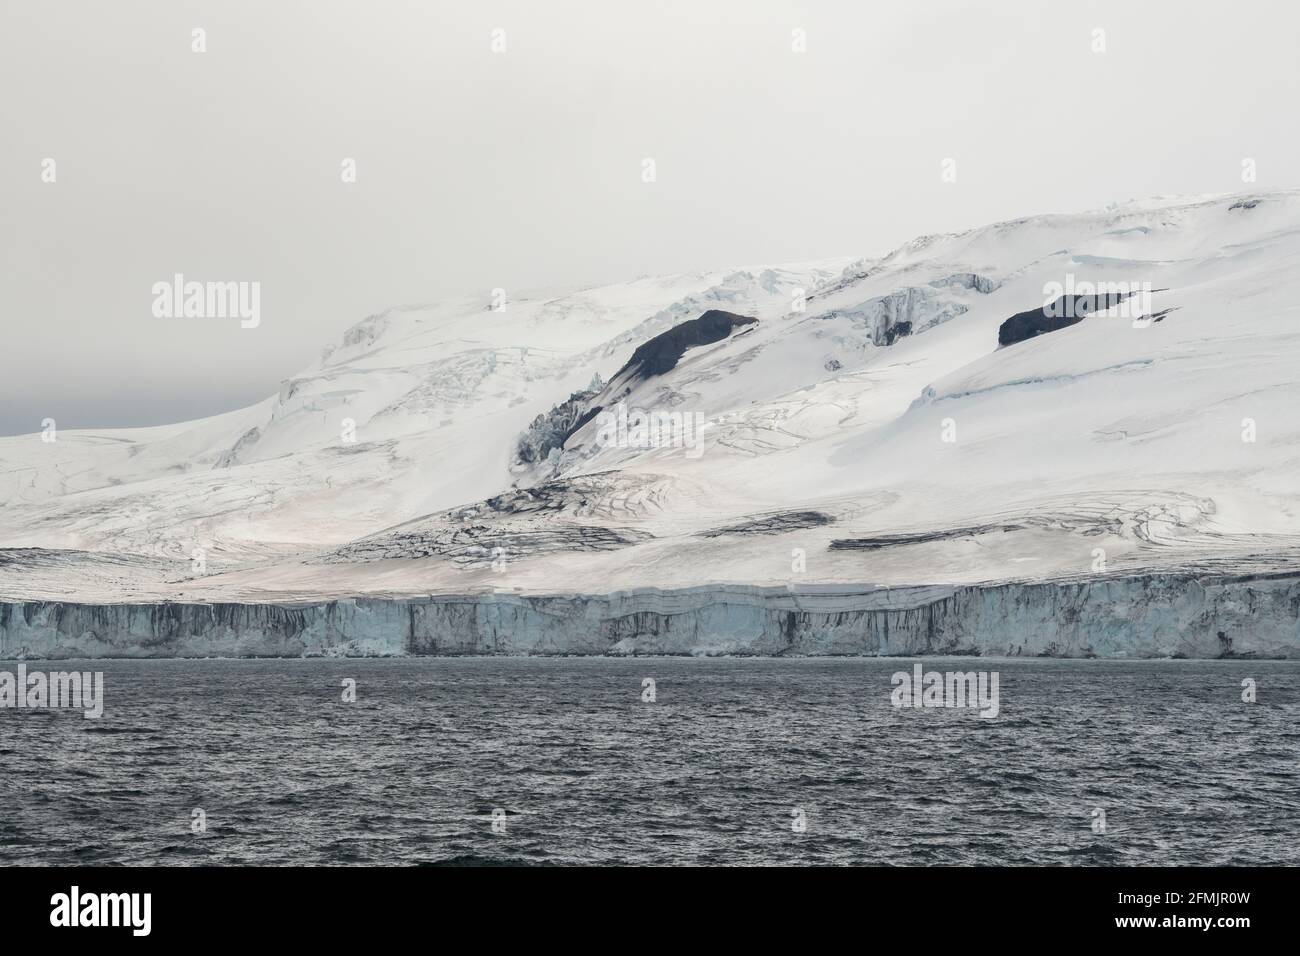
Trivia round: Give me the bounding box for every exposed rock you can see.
[514,310,757,466]
[322,523,652,568]
[831,523,1022,550]
[881,320,912,345]
[699,511,834,537]
[613,309,757,381]
[997,292,1134,347]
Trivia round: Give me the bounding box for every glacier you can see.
[4,191,1300,658]
[3,573,1296,659]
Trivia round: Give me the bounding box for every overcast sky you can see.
[2,0,1297,436]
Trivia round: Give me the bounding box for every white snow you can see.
[4,191,1300,605]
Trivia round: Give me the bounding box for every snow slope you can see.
[4,191,1300,614]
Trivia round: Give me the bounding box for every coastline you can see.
[4,572,1297,660]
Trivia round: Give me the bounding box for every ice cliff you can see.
[2,573,1296,659]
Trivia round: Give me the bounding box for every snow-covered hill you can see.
[4,190,1300,632]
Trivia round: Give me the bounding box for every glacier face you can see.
[3,573,1296,659]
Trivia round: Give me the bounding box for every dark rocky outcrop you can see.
[997,293,1133,347]
[515,311,756,465]
[323,523,652,568]
[881,320,912,345]
[831,523,1022,550]
[614,310,757,381]
[699,511,834,537]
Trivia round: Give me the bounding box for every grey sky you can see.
[2,0,1297,436]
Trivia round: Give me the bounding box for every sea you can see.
[1,657,1295,866]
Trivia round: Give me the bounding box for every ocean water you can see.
[0,657,1296,866]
